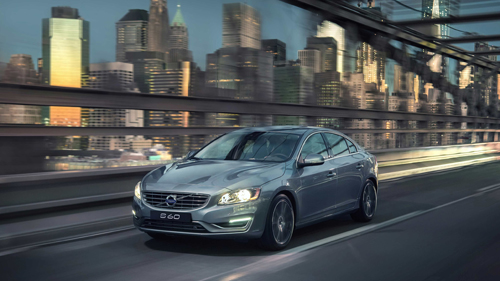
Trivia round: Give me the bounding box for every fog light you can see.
[132,210,137,217]
[229,217,252,224]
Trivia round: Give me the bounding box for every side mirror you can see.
[298,153,325,168]
[185,150,198,159]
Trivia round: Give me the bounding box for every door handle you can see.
[356,163,364,169]
[327,171,336,177]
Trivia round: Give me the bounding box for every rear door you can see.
[323,133,363,212]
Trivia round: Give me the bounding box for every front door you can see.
[296,133,336,221]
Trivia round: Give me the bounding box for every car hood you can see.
[142,160,286,194]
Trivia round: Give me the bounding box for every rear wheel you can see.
[259,194,295,251]
[351,180,377,222]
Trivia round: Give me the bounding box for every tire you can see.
[145,231,168,240]
[351,180,377,222]
[259,194,295,251]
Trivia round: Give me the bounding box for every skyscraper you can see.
[474,42,498,108]
[394,65,415,94]
[298,49,321,73]
[317,21,355,77]
[306,37,337,72]
[274,60,314,126]
[167,5,192,65]
[315,71,342,128]
[42,6,89,126]
[125,51,166,93]
[148,0,169,53]
[3,54,39,85]
[88,62,142,151]
[356,42,385,88]
[169,5,188,50]
[206,47,273,102]
[0,54,41,125]
[262,39,286,63]
[116,9,149,62]
[222,3,261,49]
[147,61,199,157]
[422,0,460,39]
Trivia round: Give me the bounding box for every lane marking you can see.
[0,226,135,257]
[203,182,500,281]
[477,183,500,192]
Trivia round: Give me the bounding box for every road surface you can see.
[2,162,500,281]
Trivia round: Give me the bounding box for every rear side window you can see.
[300,133,329,160]
[324,133,349,157]
[346,139,357,153]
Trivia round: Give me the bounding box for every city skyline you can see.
[0,0,316,70]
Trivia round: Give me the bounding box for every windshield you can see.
[192,131,301,162]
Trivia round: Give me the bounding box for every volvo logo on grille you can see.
[165,195,177,206]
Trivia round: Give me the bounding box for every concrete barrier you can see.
[371,142,500,167]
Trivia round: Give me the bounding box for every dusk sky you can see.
[0,0,498,70]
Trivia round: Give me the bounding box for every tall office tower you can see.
[37,58,43,83]
[317,21,355,77]
[422,0,460,82]
[356,42,385,87]
[168,5,188,50]
[315,71,342,128]
[147,61,199,157]
[474,42,498,108]
[116,9,149,62]
[125,51,166,93]
[206,47,273,126]
[0,54,41,124]
[262,39,286,63]
[422,0,460,39]
[222,3,261,49]
[206,47,273,102]
[315,71,341,107]
[343,73,392,149]
[3,54,39,84]
[306,37,337,72]
[298,49,321,73]
[42,6,89,127]
[274,61,314,126]
[148,0,169,53]
[393,65,415,94]
[88,62,142,150]
[167,5,193,65]
[459,61,473,89]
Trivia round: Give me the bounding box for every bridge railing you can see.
[0,82,499,173]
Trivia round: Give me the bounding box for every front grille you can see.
[142,191,210,210]
[141,219,208,233]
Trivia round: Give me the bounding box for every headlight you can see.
[218,188,261,205]
[134,181,141,200]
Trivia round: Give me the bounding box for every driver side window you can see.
[300,134,329,160]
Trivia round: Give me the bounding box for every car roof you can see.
[234,126,343,136]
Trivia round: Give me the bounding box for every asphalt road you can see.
[2,162,500,281]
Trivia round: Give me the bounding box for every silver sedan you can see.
[132,126,378,250]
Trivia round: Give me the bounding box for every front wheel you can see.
[259,194,295,251]
[351,180,377,222]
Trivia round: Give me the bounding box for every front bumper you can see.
[132,196,268,239]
